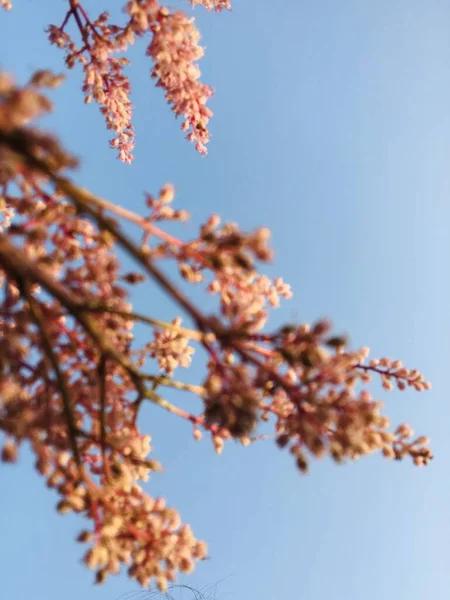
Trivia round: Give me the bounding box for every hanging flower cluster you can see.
[3,0,225,162]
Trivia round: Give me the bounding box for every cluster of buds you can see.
[258,321,433,473]
[147,7,214,155]
[359,356,431,392]
[145,183,190,224]
[174,216,293,333]
[146,317,195,376]
[17,0,219,162]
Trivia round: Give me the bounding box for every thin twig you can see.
[84,303,215,342]
[77,191,183,248]
[142,374,206,396]
[97,355,112,481]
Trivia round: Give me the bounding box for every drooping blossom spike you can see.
[147,8,213,154]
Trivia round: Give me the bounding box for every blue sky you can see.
[1,1,450,599]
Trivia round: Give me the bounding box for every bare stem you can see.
[85,303,215,342]
[80,192,183,248]
[142,374,206,396]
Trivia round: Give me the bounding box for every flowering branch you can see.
[0,0,433,587]
[0,76,432,466]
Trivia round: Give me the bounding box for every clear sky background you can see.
[1,1,450,599]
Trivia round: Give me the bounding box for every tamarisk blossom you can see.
[5,0,216,162]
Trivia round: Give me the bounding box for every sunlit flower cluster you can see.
[146,317,195,376]
[147,8,213,154]
[9,0,216,162]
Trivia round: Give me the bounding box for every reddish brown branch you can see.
[20,282,82,467]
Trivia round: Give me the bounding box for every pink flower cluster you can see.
[189,0,232,13]
[0,45,433,595]
[147,8,213,154]
[146,317,195,376]
[35,0,215,162]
